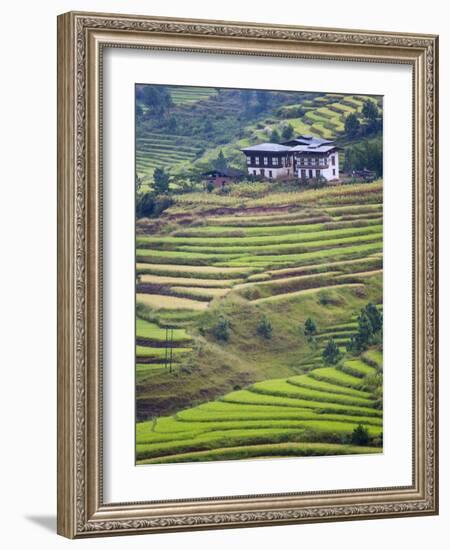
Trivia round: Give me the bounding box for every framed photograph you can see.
[57,11,439,538]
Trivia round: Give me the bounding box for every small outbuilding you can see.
[202,168,246,188]
[350,168,376,182]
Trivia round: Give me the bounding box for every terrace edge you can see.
[57,11,439,539]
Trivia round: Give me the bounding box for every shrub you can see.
[257,316,273,339]
[135,192,173,219]
[136,192,156,218]
[351,424,370,446]
[318,290,343,307]
[153,195,174,217]
[212,316,231,342]
[304,318,317,337]
[282,123,294,139]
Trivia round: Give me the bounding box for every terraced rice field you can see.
[136,133,205,188]
[271,94,376,149]
[136,349,382,464]
[169,87,217,105]
[135,180,383,462]
[136,89,381,187]
[136,182,382,313]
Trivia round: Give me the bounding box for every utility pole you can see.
[169,328,174,372]
[164,327,169,370]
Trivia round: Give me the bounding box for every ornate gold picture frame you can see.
[57,11,438,538]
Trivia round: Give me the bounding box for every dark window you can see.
[331,155,336,166]
[301,169,306,178]
[316,170,320,178]
[309,169,313,178]
[260,168,265,176]
[333,169,336,176]
[269,170,273,178]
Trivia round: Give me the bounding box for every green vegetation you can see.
[134,86,383,463]
[135,346,383,463]
[304,317,317,337]
[136,86,382,188]
[257,315,273,339]
[323,339,342,365]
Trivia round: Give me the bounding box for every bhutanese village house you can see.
[241,135,340,181]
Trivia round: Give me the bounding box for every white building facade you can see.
[241,135,340,182]
[240,143,293,180]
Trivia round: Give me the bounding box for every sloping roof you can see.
[241,142,292,152]
[201,167,245,177]
[241,136,338,156]
[281,135,333,147]
[291,144,337,153]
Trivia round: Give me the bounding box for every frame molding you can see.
[57,11,438,538]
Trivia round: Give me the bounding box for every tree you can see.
[347,303,383,353]
[304,318,317,337]
[240,89,253,109]
[364,303,383,333]
[323,338,341,365]
[203,119,214,133]
[153,167,170,194]
[214,150,227,171]
[357,311,374,348]
[362,99,379,121]
[361,100,381,135]
[167,116,178,133]
[255,90,269,111]
[282,124,294,140]
[142,85,173,117]
[343,138,383,177]
[257,316,273,339]
[344,113,361,138]
[270,128,280,143]
[351,424,370,446]
[212,316,231,342]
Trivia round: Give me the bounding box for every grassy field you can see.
[135,177,383,463]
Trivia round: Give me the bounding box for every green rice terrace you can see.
[136,86,382,191]
[135,180,383,464]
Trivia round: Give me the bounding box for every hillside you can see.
[135,85,382,190]
[135,179,383,462]
[134,85,383,463]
